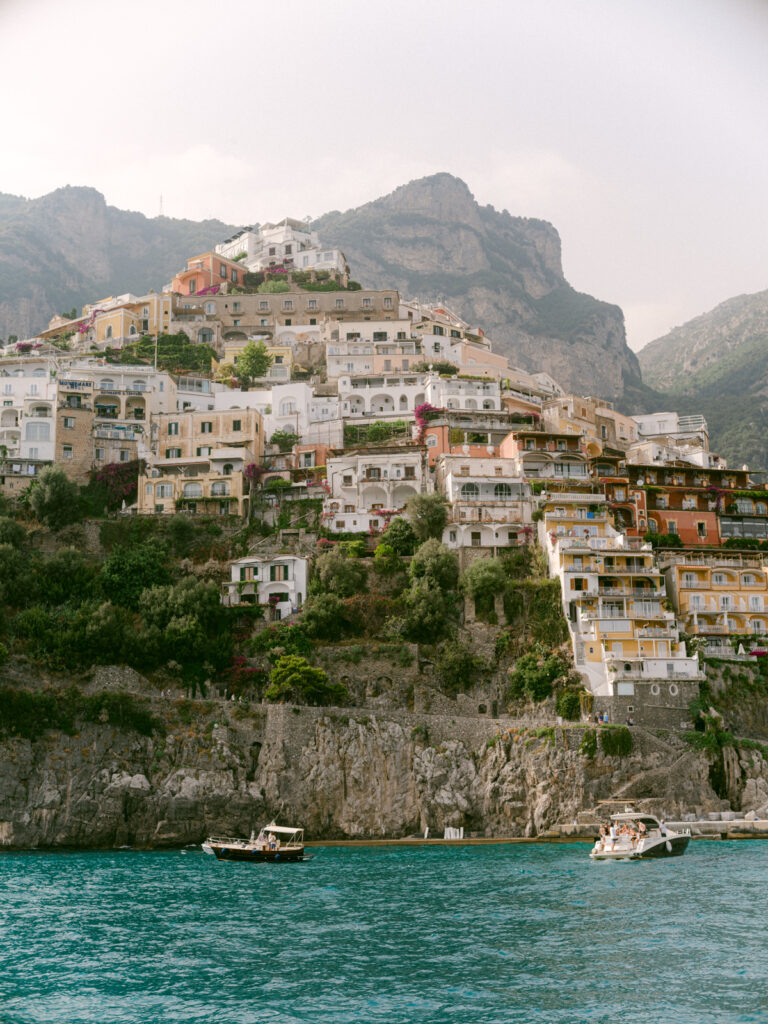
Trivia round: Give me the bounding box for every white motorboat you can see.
[590,812,690,861]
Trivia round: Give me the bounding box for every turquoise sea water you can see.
[1,841,766,1024]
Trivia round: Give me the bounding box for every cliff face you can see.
[0,686,739,850]
[316,174,640,397]
[0,186,236,340]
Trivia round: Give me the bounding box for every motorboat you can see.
[202,823,305,862]
[590,812,690,860]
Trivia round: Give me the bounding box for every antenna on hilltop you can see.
[159,194,164,217]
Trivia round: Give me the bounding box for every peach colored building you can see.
[171,253,248,297]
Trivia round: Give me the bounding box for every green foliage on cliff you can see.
[265,655,346,705]
[507,653,568,703]
[0,686,164,740]
[599,725,633,757]
[111,333,216,374]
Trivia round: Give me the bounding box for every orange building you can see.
[171,252,248,297]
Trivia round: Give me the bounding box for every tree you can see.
[411,360,459,376]
[380,517,416,555]
[435,638,485,695]
[264,655,346,705]
[460,558,507,617]
[409,539,459,592]
[270,430,300,452]
[373,543,402,577]
[311,549,367,598]
[236,340,273,387]
[402,577,454,643]
[507,653,568,702]
[406,492,449,542]
[0,517,27,549]
[29,466,81,530]
[99,542,170,610]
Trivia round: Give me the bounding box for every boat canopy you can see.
[610,813,660,827]
[262,824,303,836]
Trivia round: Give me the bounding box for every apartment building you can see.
[541,492,703,706]
[542,394,638,452]
[138,408,262,516]
[338,374,425,419]
[436,454,532,550]
[499,429,590,482]
[170,252,248,296]
[323,445,429,534]
[661,550,768,653]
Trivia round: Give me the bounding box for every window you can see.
[259,301,270,312]
[283,300,294,311]
[434,326,445,336]
[232,302,241,313]
[220,264,227,278]
[223,463,233,476]
[383,297,393,309]
[62,444,73,459]
[494,483,512,499]
[95,447,104,461]
[232,319,240,327]
[461,483,479,498]
[713,573,726,585]
[196,446,212,456]
[25,422,50,441]
[268,248,276,256]
[697,522,707,538]
[157,483,173,498]
[343,475,353,486]
[183,482,202,498]
[205,302,216,314]
[231,268,238,282]
[63,416,75,429]
[335,520,346,529]
[362,298,372,309]
[168,422,179,435]
[211,481,230,496]
[285,245,292,255]
[601,425,607,439]
[307,299,318,311]
[471,531,481,547]
[335,299,345,309]
[119,449,130,462]
[232,419,241,431]
[682,573,697,588]
[757,503,767,515]
[201,422,212,434]
[188,279,196,294]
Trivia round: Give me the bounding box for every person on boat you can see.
[609,823,617,851]
[268,832,277,849]
[638,821,647,844]
[598,825,606,850]
[660,820,667,838]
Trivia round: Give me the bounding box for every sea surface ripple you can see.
[1,841,766,1023]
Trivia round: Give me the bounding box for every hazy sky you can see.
[1,0,766,352]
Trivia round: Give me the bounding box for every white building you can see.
[338,375,426,418]
[323,446,430,534]
[215,219,346,276]
[222,554,308,617]
[0,359,57,463]
[214,383,343,446]
[424,374,501,412]
[436,454,532,549]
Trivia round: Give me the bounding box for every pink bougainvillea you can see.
[414,402,443,442]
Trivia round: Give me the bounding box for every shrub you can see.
[600,725,633,757]
[460,558,507,618]
[301,594,346,641]
[311,549,367,598]
[555,689,582,721]
[580,728,597,758]
[0,517,27,549]
[401,577,455,643]
[508,653,568,703]
[435,639,485,695]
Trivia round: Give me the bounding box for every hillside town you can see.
[3,217,767,727]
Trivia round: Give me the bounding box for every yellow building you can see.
[541,492,702,698]
[138,408,263,516]
[661,550,768,648]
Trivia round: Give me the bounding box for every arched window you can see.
[426,435,438,448]
[129,325,137,335]
[399,395,409,409]
[743,574,756,585]
[280,400,297,416]
[482,400,493,410]
[198,328,214,344]
[223,463,233,476]
[105,325,113,339]
[460,483,479,498]
[211,481,230,496]
[205,302,216,314]
[100,378,115,391]
[757,503,767,515]
[183,482,202,498]
[494,483,512,499]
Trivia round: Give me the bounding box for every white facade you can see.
[323,447,429,534]
[215,219,346,276]
[222,554,308,616]
[214,384,343,446]
[0,362,58,463]
[424,374,501,412]
[338,375,426,419]
[437,455,532,549]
